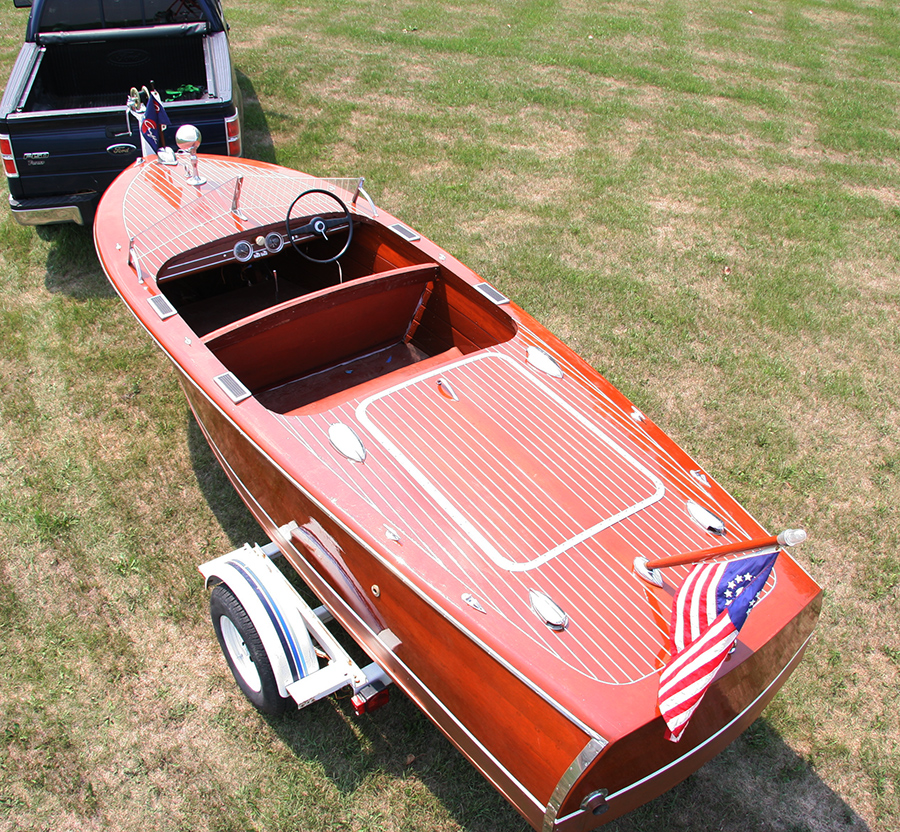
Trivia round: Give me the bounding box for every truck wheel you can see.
[210,583,292,715]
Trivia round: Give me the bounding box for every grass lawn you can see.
[1,1,897,830]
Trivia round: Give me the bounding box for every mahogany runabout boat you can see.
[94,143,821,831]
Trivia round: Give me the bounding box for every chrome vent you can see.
[689,469,710,488]
[528,589,568,631]
[686,499,726,535]
[389,222,420,241]
[214,372,252,403]
[148,294,177,320]
[328,422,367,463]
[436,378,459,401]
[474,282,510,305]
[526,345,564,378]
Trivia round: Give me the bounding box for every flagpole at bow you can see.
[126,85,176,165]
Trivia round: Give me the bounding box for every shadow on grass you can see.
[36,224,114,299]
[267,690,530,832]
[604,724,871,832]
[236,68,277,164]
[187,419,869,832]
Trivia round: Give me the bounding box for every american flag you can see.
[658,552,778,742]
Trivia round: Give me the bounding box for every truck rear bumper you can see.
[8,192,96,226]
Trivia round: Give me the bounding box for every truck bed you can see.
[23,36,208,112]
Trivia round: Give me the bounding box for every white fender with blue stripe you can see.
[199,542,318,699]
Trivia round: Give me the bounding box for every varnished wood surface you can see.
[95,155,823,831]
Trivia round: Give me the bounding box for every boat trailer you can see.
[199,541,392,716]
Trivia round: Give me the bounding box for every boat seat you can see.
[204,264,441,393]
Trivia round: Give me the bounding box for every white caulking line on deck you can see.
[547,547,667,677]
[372,354,640,569]
[530,329,753,538]
[517,330,694,471]
[494,352,669,559]
[294,402,612,674]
[390,397,566,559]
[487,394,650,522]
[437,417,607,563]
[395,403,567,565]
[366,387,552,560]
[469,360,640,512]
[128,191,363,275]
[286,410,603,676]
[539,564,651,680]
[467,358,681,672]
[360,353,666,571]
[545,362,755,551]
[477,359,658,523]
[353,445,664,676]
[267,344,674,681]
[552,533,667,640]
[546,537,667,652]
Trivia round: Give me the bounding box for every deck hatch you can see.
[357,352,665,572]
[214,372,252,403]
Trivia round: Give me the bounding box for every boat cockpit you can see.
[151,187,517,414]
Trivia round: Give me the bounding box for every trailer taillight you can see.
[225,113,241,157]
[350,680,390,715]
[1,134,18,178]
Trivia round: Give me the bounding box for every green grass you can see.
[2,0,899,830]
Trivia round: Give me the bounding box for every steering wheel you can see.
[285,189,354,264]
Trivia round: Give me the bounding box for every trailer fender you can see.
[199,544,317,699]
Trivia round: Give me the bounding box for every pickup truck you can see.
[0,0,242,226]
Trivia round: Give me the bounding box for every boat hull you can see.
[175,361,821,831]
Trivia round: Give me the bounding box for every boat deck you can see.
[108,156,780,690]
[268,324,775,687]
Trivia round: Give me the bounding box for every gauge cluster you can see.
[232,232,285,262]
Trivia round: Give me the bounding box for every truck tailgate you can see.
[6,111,140,197]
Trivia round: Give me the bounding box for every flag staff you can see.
[634,528,806,586]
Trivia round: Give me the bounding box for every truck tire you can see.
[210,582,292,715]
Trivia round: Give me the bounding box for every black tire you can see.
[210,583,292,716]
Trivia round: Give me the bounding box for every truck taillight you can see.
[225,113,241,157]
[1,134,18,178]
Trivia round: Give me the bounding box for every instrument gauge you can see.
[264,232,284,254]
[233,240,253,262]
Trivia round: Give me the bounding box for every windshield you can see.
[38,0,207,31]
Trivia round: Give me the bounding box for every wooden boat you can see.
[93,142,822,831]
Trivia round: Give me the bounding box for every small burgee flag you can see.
[140,92,171,155]
[658,552,778,742]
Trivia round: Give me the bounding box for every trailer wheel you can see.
[210,583,292,715]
